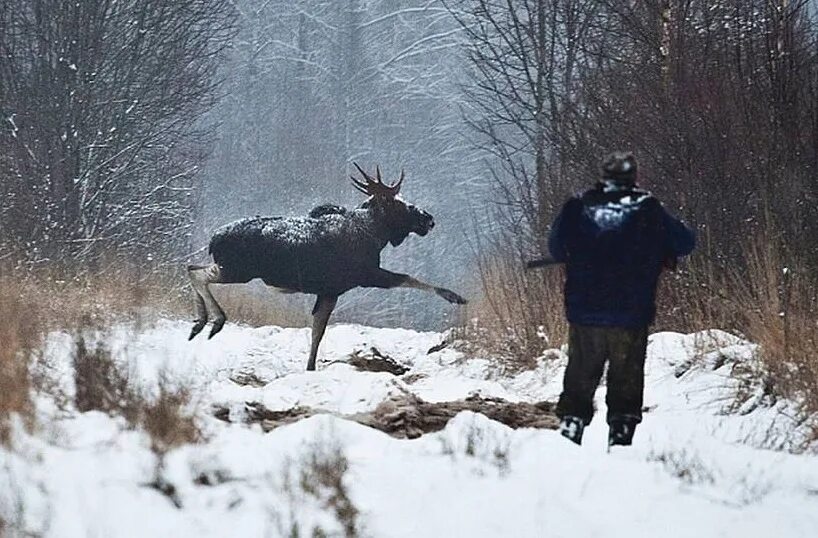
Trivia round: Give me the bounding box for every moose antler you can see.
[350,162,404,197]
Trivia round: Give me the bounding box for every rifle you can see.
[526,255,679,271]
[524,256,562,270]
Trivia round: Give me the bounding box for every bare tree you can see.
[0,0,237,273]
[445,0,600,249]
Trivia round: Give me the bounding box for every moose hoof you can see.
[208,317,226,339]
[437,288,467,305]
[189,320,207,340]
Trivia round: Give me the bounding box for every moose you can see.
[187,164,467,371]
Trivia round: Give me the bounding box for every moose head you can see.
[351,162,435,246]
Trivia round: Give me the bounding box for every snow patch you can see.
[1,321,816,537]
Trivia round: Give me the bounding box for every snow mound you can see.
[1,320,816,537]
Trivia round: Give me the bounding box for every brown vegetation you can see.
[0,280,39,445]
[72,336,139,423]
[71,336,201,453]
[467,230,818,442]
[210,281,310,329]
[13,267,184,331]
[659,235,818,439]
[456,242,567,370]
[139,372,201,455]
[298,437,361,538]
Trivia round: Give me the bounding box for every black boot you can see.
[608,419,637,447]
[559,416,585,445]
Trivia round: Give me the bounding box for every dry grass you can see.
[72,335,140,424]
[12,269,185,332]
[71,332,200,454]
[469,226,818,443]
[11,264,308,335]
[139,372,201,455]
[210,281,309,328]
[297,435,360,538]
[455,246,567,370]
[0,280,40,445]
[648,448,716,486]
[659,236,818,443]
[2,267,205,451]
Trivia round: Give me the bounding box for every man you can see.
[548,152,695,447]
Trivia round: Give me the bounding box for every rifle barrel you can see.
[525,257,561,270]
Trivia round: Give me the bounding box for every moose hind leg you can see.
[307,295,338,371]
[187,265,209,340]
[188,264,227,339]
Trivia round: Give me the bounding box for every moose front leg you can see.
[365,269,467,305]
[307,295,338,371]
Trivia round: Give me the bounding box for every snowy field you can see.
[2,320,817,537]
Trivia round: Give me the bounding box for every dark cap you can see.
[601,151,638,183]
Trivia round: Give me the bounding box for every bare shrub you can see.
[0,280,39,445]
[456,244,567,371]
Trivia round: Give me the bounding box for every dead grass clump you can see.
[72,335,140,424]
[71,334,200,453]
[298,436,360,538]
[730,244,818,438]
[13,266,184,332]
[648,449,715,485]
[0,280,40,445]
[456,247,566,370]
[139,372,201,455]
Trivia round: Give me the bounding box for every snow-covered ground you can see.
[2,320,817,537]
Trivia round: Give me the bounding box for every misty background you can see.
[197,0,490,329]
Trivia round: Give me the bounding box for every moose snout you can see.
[419,212,435,235]
[412,212,434,236]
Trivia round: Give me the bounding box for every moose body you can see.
[188,165,467,370]
[209,212,375,296]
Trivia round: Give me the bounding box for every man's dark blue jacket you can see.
[548,183,695,327]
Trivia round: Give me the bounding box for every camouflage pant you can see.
[556,324,648,425]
